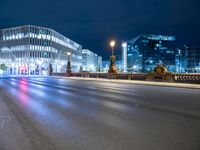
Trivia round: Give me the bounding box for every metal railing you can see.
[174,74,200,84]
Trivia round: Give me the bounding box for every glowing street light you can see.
[108,40,117,74]
[110,40,116,56]
[122,42,127,48]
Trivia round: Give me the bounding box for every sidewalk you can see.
[62,76,200,89]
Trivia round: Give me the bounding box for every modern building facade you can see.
[122,35,176,73]
[0,25,82,75]
[184,46,200,73]
[97,56,102,72]
[122,42,127,72]
[175,48,186,73]
[175,46,200,73]
[82,49,102,72]
[114,55,123,72]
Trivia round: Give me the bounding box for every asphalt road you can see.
[0,77,200,150]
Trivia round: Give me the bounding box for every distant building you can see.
[115,55,123,72]
[122,35,176,73]
[97,56,102,72]
[184,46,200,73]
[175,48,186,73]
[122,42,127,72]
[0,25,82,75]
[175,46,200,73]
[102,60,109,72]
[82,49,102,72]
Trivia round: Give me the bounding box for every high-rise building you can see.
[122,35,176,73]
[82,49,102,72]
[0,25,82,75]
[175,48,186,73]
[184,46,200,73]
[122,42,127,72]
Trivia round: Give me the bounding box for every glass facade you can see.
[97,56,102,72]
[82,49,101,72]
[184,46,200,73]
[122,42,127,72]
[123,35,176,73]
[175,48,186,73]
[0,25,82,75]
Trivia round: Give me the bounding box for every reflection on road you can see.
[0,77,200,150]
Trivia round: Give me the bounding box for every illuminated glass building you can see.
[0,25,82,75]
[184,46,200,73]
[82,49,102,72]
[175,46,200,73]
[122,35,176,73]
[175,48,186,73]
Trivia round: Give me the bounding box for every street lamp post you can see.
[67,52,71,75]
[48,63,53,76]
[108,40,117,74]
[110,41,115,56]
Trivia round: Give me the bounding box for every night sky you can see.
[0,0,200,59]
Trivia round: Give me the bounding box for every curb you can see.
[54,76,200,89]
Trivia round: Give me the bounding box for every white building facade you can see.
[122,42,127,72]
[82,49,102,72]
[0,25,82,75]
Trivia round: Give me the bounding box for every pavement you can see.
[0,77,200,150]
[2,75,200,89]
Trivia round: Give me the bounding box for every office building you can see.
[122,35,176,73]
[184,46,200,73]
[0,25,82,75]
[82,49,102,72]
[97,56,102,72]
[175,48,186,73]
[122,42,127,72]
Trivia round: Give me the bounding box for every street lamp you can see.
[110,40,116,56]
[108,40,117,74]
[67,51,71,75]
[48,63,53,76]
[67,52,71,56]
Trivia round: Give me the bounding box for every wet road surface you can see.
[0,77,200,150]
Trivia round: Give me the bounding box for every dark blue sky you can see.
[0,0,200,59]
